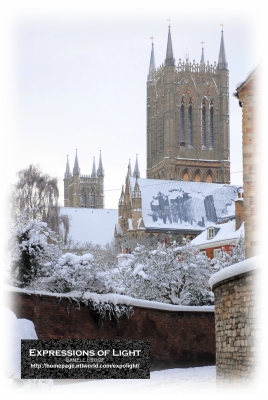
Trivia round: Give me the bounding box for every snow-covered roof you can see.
[60,207,117,246]
[129,177,240,233]
[209,255,260,289]
[4,285,214,313]
[191,220,244,248]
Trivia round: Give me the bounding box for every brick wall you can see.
[212,269,259,383]
[235,199,244,231]
[5,291,215,371]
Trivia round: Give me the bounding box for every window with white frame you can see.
[207,227,215,239]
[213,248,221,258]
[200,250,206,256]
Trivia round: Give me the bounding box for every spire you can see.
[73,149,80,175]
[133,154,140,178]
[165,24,175,66]
[218,30,228,70]
[147,41,156,81]
[64,155,71,179]
[91,157,97,178]
[119,185,125,205]
[128,159,132,176]
[200,42,205,66]
[97,150,105,177]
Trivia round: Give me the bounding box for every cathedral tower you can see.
[146,27,230,183]
[63,150,105,208]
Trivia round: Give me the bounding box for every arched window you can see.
[89,190,95,208]
[205,172,213,183]
[80,189,86,207]
[180,100,185,146]
[188,103,193,147]
[202,101,206,148]
[209,102,214,149]
[194,170,201,182]
[182,170,189,181]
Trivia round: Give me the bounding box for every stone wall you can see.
[212,269,259,383]
[5,290,215,371]
[236,70,259,258]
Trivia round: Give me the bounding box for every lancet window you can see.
[188,101,193,147]
[201,100,206,148]
[209,101,214,149]
[80,189,86,207]
[180,100,185,146]
[89,190,95,208]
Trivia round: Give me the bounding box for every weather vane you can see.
[150,36,155,43]
[220,23,225,30]
[167,18,171,26]
[200,41,205,46]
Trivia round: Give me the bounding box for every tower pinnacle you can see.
[133,154,140,178]
[64,155,71,179]
[128,159,132,176]
[91,157,97,178]
[165,24,175,66]
[97,150,105,177]
[218,29,228,70]
[73,149,80,175]
[200,42,205,67]
[147,39,156,81]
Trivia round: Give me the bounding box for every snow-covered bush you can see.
[211,234,245,270]
[32,251,119,296]
[20,237,214,306]
[9,214,62,288]
[110,241,214,306]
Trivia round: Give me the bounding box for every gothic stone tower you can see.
[146,27,230,183]
[63,150,105,208]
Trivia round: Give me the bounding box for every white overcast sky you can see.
[0,0,263,209]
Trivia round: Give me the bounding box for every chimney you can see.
[235,191,244,230]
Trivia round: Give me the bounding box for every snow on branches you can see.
[211,235,245,271]
[9,214,61,288]
[111,241,214,306]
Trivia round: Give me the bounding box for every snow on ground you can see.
[3,307,38,379]
[49,365,216,398]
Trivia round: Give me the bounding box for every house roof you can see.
[60,207,118,246]
[129,177,240,233]
[191,220,244,248]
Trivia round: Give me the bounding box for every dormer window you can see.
[208,227,215,239]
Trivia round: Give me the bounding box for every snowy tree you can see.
[111,240,214,306]
[11,164,60,232]
[211,234,245,270]
[8,165,65,288]
[9,213,61,288]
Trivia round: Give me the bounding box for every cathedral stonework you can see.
[147,27,230,183]
[63,150,104,208]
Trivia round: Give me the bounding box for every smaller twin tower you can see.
[63,150,105,208]
[147,26,230,183]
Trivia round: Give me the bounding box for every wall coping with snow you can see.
[4,285,214,313]
[209,255,260,290]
